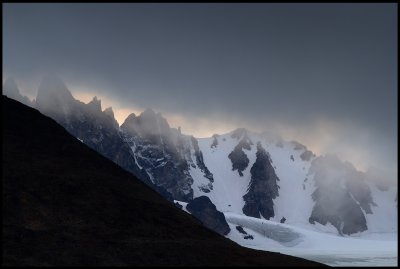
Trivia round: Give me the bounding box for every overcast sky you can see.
[3,3,397,178]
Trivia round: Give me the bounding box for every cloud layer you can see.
[3,3,397,180]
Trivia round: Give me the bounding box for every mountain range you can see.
[3,76,397,265]
[3,95,327,266]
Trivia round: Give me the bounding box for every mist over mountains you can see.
[4,95,329,266]
[3,4,397,266]
[3,76,396,228]
[2,76,397,265]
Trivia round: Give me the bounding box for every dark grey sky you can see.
[3,3,397,177]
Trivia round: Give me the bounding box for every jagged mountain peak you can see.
[14,76,396,243]
[290,140,307,151]
[87,96,102,112]
[103,106,114,118]
[122,112,137,126]
[121,108,172,143]
[139,108,165,124]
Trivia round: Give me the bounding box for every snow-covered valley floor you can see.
[225,212,398,266]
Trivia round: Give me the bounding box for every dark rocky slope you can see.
[243,142,280,219]
[2,96,324,266]
[308,155,374,235]
[186,196,230,236]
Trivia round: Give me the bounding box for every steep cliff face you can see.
[33,77,218,204]
[191,136,214,193]
[120,110,214,202]
[242,142,280,219]
[228,129,253,176]
[34,76,153,188]
[308,155,374,235]
[120,110,194,202]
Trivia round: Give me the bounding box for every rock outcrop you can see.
[186,196,231,235]
[242,142,280,219]
[121,111,194,201]
[308,155,375,235]
[228,138,252,176]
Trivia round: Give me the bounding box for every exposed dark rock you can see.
[34,77,182,202]
[343,163,376,214]
[300,150,315,161]
[308,155,374,235]
[121,110,195,202]
[291,141,306,151]
[103,106,115,118]
[34,77,199,203]
[244,235,254,240]
[87,96,102,112]
[186,196,231,236]
[228,139,252,176]
[290,155,294,161]
[35,76,151,188]
[191,136,214,184]
[242,142,280,219]
[309,189,367,236]
[211,134,219,148]
[280,217,286,223]
[236,226,247,234]
[198,185,211,193]
[174,202,183,209]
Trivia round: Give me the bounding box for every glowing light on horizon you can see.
[9,81,393,178]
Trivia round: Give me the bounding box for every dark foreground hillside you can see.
[2,96,324,266]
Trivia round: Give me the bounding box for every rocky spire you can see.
[103,106,114,118]
[87,96,102,112]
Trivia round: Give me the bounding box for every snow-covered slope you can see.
[225,212,397,266]
[193,129,397,235]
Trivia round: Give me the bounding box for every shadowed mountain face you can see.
[308,155,374,235]
[243,142,280,219]
[2,96,324,266]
